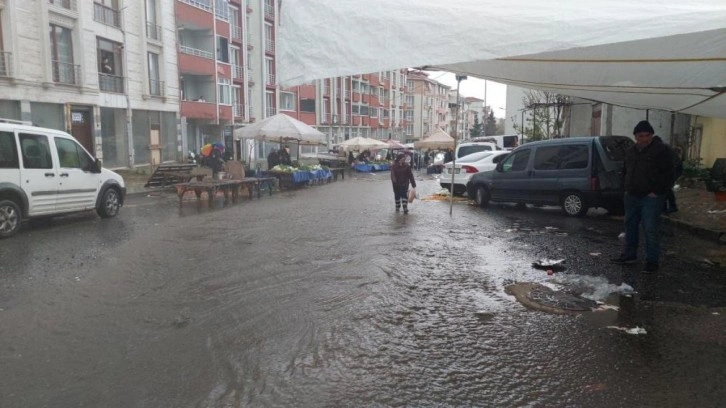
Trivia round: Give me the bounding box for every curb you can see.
[661,215,726,244]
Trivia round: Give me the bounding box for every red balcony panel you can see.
[216,20,230,37]
[216,63,231,78]
[281,111,299,121]
[352,92,360,103]
[370,96,379,105]
[176,2,213,28]
[362,117,369,126]
[370,120,378,129]
[179,53,215,75]
[182,101,217,120]
[370,76,380,86]
[219,105,233,121]
[299,84,316,99]
[362,94,369,104]
[384,119,391,127]
[299,112,316,125]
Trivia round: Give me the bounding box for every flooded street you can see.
[1,174,725,407]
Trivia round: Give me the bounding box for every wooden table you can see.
[175,177,276,206]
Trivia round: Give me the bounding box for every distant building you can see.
[408,70,450,142]
[0,0,180,169]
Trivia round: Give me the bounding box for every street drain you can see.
[506,283,598,315]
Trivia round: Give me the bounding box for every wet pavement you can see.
[1,173,725,407]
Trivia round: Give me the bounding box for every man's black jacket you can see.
[622,136,674,196]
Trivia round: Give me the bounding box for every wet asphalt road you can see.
[1,173,725,407]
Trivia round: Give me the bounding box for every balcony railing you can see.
[93,3,120,28]
[233,104,244,117]
[146,22,162,42]
[179,0,211,11]
[248,106,255,119]
[265,39,275,54]
[149,79,164,97]
[49,0,77,11]
[0,52,12,77]
[179,45,214,60]
[264,1,274,19]
[231,25,242,41]
[98,73,124,93]
[266,73,275,86]
[266,107,276,117]
[52,60,80,85]
[233,65,244,80]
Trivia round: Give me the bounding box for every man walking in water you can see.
[390,153,416,214]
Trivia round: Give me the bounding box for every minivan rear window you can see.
[458,145,493,158]
[534,145,589,170]
[0,131,19,169]
[599,137,634,161]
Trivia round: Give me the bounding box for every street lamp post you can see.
[449,74,466,215]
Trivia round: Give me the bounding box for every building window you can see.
[360,105,369,116]
[265,57,274,85]
[49,0,75,10]
[145,0,162,41]
[218,78,231,104]
[265,91,275,116]
[229,5,241,41]
[280,92,295,111]
[215,0,229,20]
[49,24,78,85]
[352,105,359,115]
[370,107,378,118]
[300,98,315,113]
[148,52,163,96]
[97,37,123,93]
[264,23,274,54]
[216,36,229,63]
[94,0,120,28]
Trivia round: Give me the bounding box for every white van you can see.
[455,141,500,160]
[0,120,126,238]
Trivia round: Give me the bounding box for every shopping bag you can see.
[408,188,416,203]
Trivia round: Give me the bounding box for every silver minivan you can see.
[0,120,126,238]
[467,136,634,216]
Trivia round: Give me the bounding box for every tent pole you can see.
[450,75,466,216]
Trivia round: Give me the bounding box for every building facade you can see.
[0,0,180,169]
[408,70,450,142]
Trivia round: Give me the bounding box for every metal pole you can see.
[450,75,466,216]
[120,7,134,168]
[483,79,487,137]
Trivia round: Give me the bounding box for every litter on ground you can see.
[607,326,647,335]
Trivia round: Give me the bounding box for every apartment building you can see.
[408,70,451,142]
[0,0,180,169]
[277,69,411,146]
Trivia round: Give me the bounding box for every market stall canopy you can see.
[385,139,407,150]
[278,0,726,118]
[414,129,455,150]
[339,136,389,151]
[234,113,325,145]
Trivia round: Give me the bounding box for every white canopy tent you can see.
[277,0,726,118]
[338,136,389,151]
[414,129,455,150]
[233,113,325,146]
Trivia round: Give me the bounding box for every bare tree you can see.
[513,90,571,142]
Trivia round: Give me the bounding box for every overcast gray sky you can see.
[427,72,507,119]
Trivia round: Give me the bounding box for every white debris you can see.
[707,209,726,214]
[533,259,565,268]
[589,252,602,256]
[593,304,620,312]
[545,226,559,230]
[608,326,647,335]
[618,232,626,241]
[713,312,721,315]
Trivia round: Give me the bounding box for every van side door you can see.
[0,130,21,188]
[54,137,100,212]
[490,148,532,202]
[18,132,58,216]
[530,144,590,205]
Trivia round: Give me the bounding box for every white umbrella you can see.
[234,113,325,145]
[414,128,455,150]
[339,136,389,151]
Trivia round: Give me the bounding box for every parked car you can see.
[455,141,500,160]
[440,151,510,195]
[0,120,126,238]
[467,136,634,216]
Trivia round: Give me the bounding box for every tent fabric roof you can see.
[414,129,455,149]
[278,0,726,118]
[234,113,325,145]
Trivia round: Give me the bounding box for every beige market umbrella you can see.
[414,128,455,150]
[339,136,389,151]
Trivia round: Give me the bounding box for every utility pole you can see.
[450,74,466,216]
[483,79,487,137]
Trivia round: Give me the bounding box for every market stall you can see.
[267,164,333,188]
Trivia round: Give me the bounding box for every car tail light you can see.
[590,176,600,191]
[462,165,478,174]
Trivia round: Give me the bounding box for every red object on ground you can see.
[547,269,554,275]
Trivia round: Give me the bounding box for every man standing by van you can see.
[611,120,674,273]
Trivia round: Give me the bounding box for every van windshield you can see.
[599,136,634,161]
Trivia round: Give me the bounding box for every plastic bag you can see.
[408,188,416,203]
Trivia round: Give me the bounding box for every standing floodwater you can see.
[0,174,724,407]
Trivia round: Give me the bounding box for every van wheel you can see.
[97,188,120,218]
[475,186,490,208]
[561,192,588,217]
[0,200,22,238]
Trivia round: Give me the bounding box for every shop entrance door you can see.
[70,107,93,153]
[149,125,162,167]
